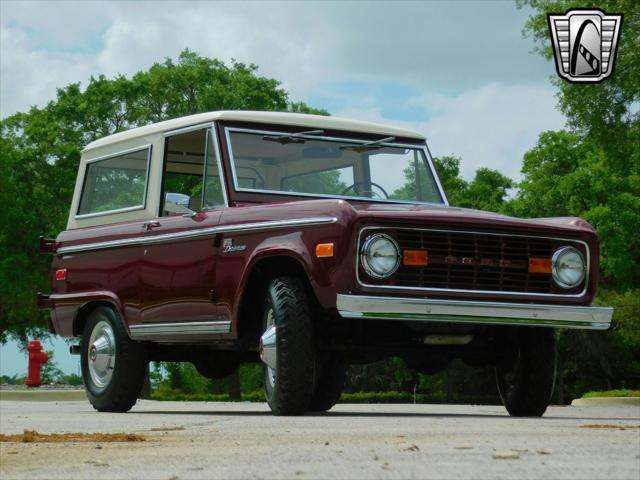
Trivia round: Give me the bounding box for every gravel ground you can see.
[1,400,639,480]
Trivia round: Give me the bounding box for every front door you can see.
[137,126,228,337]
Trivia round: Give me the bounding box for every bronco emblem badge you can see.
[547,9,623,83]
[222,238,246,253]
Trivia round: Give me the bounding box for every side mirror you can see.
[164,192,195,216]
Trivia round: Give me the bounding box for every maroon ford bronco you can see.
[38,111,613,416]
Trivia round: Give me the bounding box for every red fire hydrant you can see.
[25,340,49,387]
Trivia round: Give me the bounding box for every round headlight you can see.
[552,246,586,289]
[361,234,400,279]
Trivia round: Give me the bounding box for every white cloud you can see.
[335,83,566,181]
[93,4,327,97]
[1,1,556,117]
[0,25,98,115]
[1,1,565,179]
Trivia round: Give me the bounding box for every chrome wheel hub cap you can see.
[260,308,277,388]
[88,320,116,390]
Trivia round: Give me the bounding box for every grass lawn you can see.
[582,389,640,398]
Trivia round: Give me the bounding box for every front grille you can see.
[359,228,586,295]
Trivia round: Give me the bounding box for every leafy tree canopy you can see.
[436,156,514,211]
[520,0,639,162]
[504,130,639,287]
[515,0,639,289]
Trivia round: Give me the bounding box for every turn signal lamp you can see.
[403,249,429,266]
[528,258,552,273]
[315,243,334,258]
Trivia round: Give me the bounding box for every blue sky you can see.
[0,0,567,375]
[1,337,80,378]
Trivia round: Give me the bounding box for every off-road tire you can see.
[309,355,346,412]
[495,328,556,417]
[81,306,148,412]
[263,277,316,415]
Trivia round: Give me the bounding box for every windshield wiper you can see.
[339,136,396,153]
[263,130,324,145]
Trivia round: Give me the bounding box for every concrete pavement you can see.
[1,400,639,479]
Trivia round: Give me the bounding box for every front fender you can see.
[238,230,342,311]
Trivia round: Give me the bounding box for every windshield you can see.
[226,129,444,204]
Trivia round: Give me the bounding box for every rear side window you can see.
[77,147,151,216]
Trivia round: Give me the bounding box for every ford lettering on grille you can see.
[360,228,587,295]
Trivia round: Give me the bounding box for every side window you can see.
[162,128,224,216]
[77,147,150,216]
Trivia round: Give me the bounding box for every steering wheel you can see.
[341,181,390,199]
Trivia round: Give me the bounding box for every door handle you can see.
[142,220,161,231]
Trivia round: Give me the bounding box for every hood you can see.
[348,202,596,236]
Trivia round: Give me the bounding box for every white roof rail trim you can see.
[83,111,425,151]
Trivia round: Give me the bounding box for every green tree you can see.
[393,155,469,204]
[516,0,640,289]
[395,154,514,212]
[515,0,640,396]
[505,131,639,287]
[520,1,639,171]
[463,168,514,212]
[40,351,65,384]
[0,50,327,341]
[433,155,469,206]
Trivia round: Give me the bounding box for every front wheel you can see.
[495,328,557,417]
[81,306,148,412]
[309,355,346,412]
[260,277,316,415]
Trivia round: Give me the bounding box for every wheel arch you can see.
[236,254,319,347]
[73,299,128,338]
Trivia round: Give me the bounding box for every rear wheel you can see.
[81,306,147,412]
[495,328,556,417]
[260,277,316,415]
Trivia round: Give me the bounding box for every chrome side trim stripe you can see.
[129,321,231,338]
[336,294,613,330]
[58,217,338,254]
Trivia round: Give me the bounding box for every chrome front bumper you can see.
[336,294,613,330]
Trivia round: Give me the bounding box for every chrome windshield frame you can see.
[224,126,449,206]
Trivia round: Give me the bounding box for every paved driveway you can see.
[1,400,639,479]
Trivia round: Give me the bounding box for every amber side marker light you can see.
[316,243,334,258]
[528,258,552,273]
[403,249,428,266]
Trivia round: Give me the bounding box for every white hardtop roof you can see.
[83,110,425,151]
